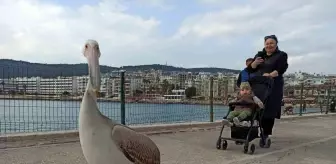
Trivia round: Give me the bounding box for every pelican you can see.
[79,40,160,164]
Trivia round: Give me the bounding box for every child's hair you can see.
[245,58,254,63]
[240,82,251,90]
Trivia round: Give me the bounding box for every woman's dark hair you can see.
[264,35,278,43]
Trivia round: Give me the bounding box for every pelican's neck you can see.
[80,80,101,117]
[84,80,97,101]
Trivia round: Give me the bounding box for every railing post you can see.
[224,78,228,105]
[299,82,303,116]
[209,76,214,122]
[120,70,126,125]
[326,84,331,114]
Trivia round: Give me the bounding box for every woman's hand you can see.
[251,57,264,68]
[263,73,270,77]
[263,71,278,78]
[270,70,278,77]
[263,73,273,79]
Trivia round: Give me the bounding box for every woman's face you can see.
[264,38,277,54]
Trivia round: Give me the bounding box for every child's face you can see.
[240,88,251,95]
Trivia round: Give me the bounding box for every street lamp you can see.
[299,80,304,116]
[326,82,331,114]
[296,72,304,116]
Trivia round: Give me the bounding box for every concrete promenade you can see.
[1,113,336,164]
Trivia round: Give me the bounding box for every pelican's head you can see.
[83,39,101,95]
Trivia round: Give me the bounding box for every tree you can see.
[142,79,150,84]
[0,81,4,92]
[148,86,154,94]
[160,79,170,94]
[9,90,16,97]
[22,84,27,95]
[168,84,175,94]
[155,76,160,83]
[134,89,143,96]
[185,87,197,99]
[98,92,106,98]
[142,79,151,94]
[62,91,70,96]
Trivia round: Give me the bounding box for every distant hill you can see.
[121,64,240,74]
[0,59,240,78]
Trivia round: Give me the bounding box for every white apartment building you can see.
[192,75,237,99]
[4,77,39,93]
[163,89,185,101]
[101,78,113,97]
[285,78,301,86]
[73,76,113,96]
[130,78,143,94]
[2,76,76,95]
[304,77,327,86]
[110,77,131,98]
[194,77,218,98]
[0,71,238,98]
[39,77,76,95]
[75,76,88,95]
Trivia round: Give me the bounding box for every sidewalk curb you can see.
[0,113,335,149]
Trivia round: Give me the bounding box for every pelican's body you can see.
[79,40,160,164]
[79,90,130,164]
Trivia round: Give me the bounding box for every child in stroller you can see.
[222,82,264,127]
[216,76,273,155]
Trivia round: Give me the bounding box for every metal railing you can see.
[0,66,333,135]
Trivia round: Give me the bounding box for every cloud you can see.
[0,0,335,74]
[0,0,161,65]
[134,0,174,10]
[176,0,336,73]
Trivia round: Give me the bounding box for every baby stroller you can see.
[215,76,274,154]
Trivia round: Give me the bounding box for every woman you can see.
[247,35,288,138]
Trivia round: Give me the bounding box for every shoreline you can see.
[0,95,226,105]
[0,95,325,108]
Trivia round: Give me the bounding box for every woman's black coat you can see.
[247,48,288,119]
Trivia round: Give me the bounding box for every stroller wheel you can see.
[259,137,271,148]
[249,144,256,154]
[222,140,228,150]
[243,143,256,154]
[216,138,222,149]
[243,144,248,154]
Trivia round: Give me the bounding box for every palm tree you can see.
[142,79,150,94]
[0,81,4,93]
[15,84,19,93]
[22,84,27,95]
[161,79,170,95]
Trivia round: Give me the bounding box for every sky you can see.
[0,0,335,74]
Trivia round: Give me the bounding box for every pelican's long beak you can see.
[87,47,101,93]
